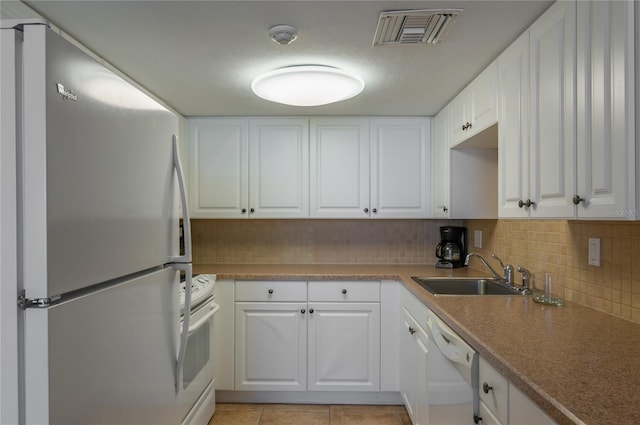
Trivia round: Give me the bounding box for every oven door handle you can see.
[188,302,220,335]
[174,263,192,393]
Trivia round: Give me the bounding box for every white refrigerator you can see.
[1,20,193,424]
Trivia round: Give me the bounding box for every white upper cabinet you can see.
[188,118,249,218]
[449,61,498,147]
[576,0,636,219]
[310,118,370,218]
[528,0,576,218]
[188,117,309,218]
[249,118,309,218]
[191,116,431,219]
[498,30,530,218]
[499,0,636,220]
[433,58,499,220]
[370,118,431,218]
[431,109,450,218]
[498,0,577,218]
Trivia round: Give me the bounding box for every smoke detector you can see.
[269,25,298,45]
[373,9,462,46]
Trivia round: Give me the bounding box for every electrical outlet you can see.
[588,238,601,267]
[474,230,483,248]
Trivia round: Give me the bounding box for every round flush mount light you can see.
[251,65,365,107]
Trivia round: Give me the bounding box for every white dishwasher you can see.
[425,310,479,424]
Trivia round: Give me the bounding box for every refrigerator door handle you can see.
[172,135,192,263]
[174,263,192,393]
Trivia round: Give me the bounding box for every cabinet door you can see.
[449,91,469,147]
[188,118,249,218]
[310,119,370,218]
[431,109,450,218]
[498,31,530,218]
[528,0,576,218]
[399,307,430,425]
[479,357,509,425]
[307,302,380,391]
[468,61,498,137]
[370,118,431,218]
[576,0,635,219]
[399,308,418,422]
[235,302,307,391]
[249,118,309,218]
[509,385,557,425]
[413,321,430,425]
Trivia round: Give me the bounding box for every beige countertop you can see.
[195,263,640,425]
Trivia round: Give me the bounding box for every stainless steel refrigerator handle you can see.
[173,135,192,263]
[174,263,192,393]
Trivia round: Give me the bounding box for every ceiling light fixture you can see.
[251,65,365,107]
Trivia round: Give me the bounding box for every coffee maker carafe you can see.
[435,226,467,268]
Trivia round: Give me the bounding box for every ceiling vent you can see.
[373,9,462,46]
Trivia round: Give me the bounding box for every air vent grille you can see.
[373,9,462,46]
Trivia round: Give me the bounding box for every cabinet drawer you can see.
[308,281,380,302]
[235,281,307,302]
[479,357,508,425]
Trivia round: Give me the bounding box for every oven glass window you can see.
[183,321,210,389]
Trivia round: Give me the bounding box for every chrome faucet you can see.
[464,253,514,285]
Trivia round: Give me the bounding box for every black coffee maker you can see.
[435,226,467,268]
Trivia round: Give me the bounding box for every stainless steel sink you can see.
[411,276,521,296]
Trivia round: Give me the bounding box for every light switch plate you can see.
[474,230,483,248]
[588,238,601,267]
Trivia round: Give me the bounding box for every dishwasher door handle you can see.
[427,311,477,370]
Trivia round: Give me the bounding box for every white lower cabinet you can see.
[509,384,556,425]
[307,302,380,391]
[307,281,381,391]
[234,280,381,393]
[235,301,308,391]
[479,357,509,425]
[399,307,429,425]
[479,357,556,425]
[234,281,308,391]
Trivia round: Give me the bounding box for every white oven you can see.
[179,274,218,425]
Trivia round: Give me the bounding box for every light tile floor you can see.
[208,403,412,425]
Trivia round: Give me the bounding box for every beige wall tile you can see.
[192,218,640,324]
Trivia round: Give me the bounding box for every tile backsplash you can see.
[192,219,460,265]
[192,218,640,324]
[466,219,640,324]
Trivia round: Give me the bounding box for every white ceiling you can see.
[14,0,553,117]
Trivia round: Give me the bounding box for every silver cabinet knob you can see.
[364,208,369,213]
[372,208,377,213]
[301,309,306,314]
[572,195,585,205]
[483,382,493,394]
[341,289,347,294]
[309,308,314,314]
[268,289,274,295]
[241,208,247,214]
[250,208,255,213]
[408,327,416,335]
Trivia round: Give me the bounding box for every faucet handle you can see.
[517,266,532,289]
[493,255,515,284]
